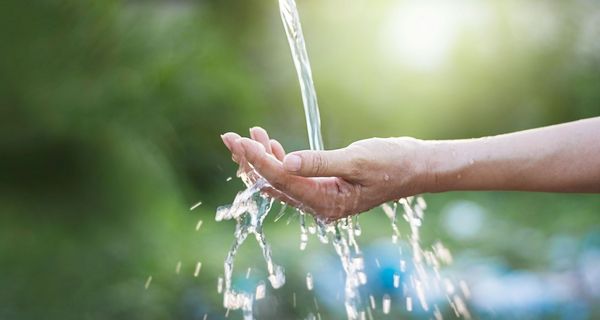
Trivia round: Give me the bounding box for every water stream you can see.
[214,1,471,319]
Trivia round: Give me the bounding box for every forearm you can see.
[421,117,600,193]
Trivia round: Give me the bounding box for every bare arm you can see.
[222,117,600,221]
[424,117,600,193]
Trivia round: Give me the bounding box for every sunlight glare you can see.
[380,0,485,70]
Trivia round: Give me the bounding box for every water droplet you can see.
[358,272,368,285]
[217,277,223,294]
[255,281,266,300]
[300,242,307,251]
[300,233,308,250]
[354,222,362,236]
[246,268,252,279]
[375,258,381,269]
[190,201,203,211]
[306,272,314,290]
[369,295,376,310]
[226,176,233,182]
[353,256,365,269]
[268,265,286,289]
[194,262,202,277]
[469,159,475,165]
[359,311,366,320]
[415,280,429,311]
[459,280,471,298]
[203,313,207,320]
[175,261,182,274]
[433,305,442,320]
[406,297,413,312]
[195,220,203,231]
[445,278,455,294]
[453,295,471,319]
[382,294,391,314]
[416,196,427,210]
[144,275,152,289]
[293,292,297,308]
[383,174,390,182]
[393,273,400,288]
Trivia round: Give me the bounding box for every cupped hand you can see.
[221,127,428,221]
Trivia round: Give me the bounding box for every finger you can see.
[221,132,242,163]
[283,149,355,178]
[270,139,286,161]
[240,138,317,202]
[249,127,273,154]
[228,138,257,181]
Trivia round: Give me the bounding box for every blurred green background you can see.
[1,0,599,319]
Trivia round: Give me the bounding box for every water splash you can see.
[216,176,285,319]
[384,197,472,318]
[214,0,471,318]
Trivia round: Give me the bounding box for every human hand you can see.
[221,127,428,221]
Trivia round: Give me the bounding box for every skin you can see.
[221,117,600,221]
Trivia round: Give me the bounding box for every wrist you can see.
[387,137,431,197]
[421,139,470,193]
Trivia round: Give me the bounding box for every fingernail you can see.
[221,135,231,149]
[284,154,302,172]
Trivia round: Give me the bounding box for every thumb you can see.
[283,149,354,177]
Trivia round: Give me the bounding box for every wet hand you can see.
[221,127,428,221]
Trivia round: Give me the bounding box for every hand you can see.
[221,127,428,221]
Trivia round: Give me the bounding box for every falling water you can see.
[214,0,471,318]
[278,0,368,317]
[278,0,323,152]
[215,177,285,319]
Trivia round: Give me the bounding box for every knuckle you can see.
[271,178,290,192]
[311,154,328,175]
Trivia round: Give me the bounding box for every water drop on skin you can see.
[383,174,390,182]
